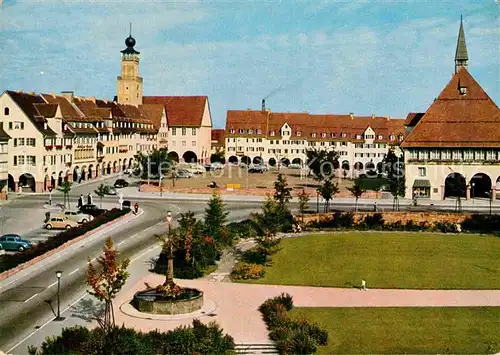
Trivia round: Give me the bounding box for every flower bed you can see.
[0,208,130,273]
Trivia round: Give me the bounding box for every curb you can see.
[0,208,143,282]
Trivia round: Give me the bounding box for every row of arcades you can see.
[6,158,135,193]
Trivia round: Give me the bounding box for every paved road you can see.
[0,183,263,352]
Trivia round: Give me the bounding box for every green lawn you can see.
[290,307,500,354]
[244,232,500,289]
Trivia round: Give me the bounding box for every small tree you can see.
[204,191,230,246]
[318,179,339,212]
[306,148,339,181]
[57,180,72,209]
[85,237,130,333]
[273,173,292,206]
[297,188,310,222]
[347,179,366,212]
[383,147,405,211]
[94,183,109,208]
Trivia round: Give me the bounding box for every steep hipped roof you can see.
[401,67,500,148]
[139,104,164,130]
[142,96,207,127]
[226,110,404,142]
[404,112,425,127]
[6,91,57,136]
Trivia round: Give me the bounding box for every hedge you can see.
[0,208,130,273]
[306,212,500,234]
[259,293,328,354]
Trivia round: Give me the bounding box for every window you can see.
[321,133,327,138]
[248,129,253,135]
[27,138,36,147]
[389,135,395,141]
[182,141,186,146]
[257,129,262,135]
[365,134,374,139]
[330,133,336,138]
[17,155,25,165]
[311,133,316,138]
[18,138,25,146]
[418,167,426,177]
[8,122,12,130]
[341,133,346,138]
[192,128,197,135]
[270,131,275,136]
[238,129,244,134]
[4,107,9,115]
[182,128,187,136]
[27,156,36,166]
[192,141,196,146]
[356,135,362,139]
[230,129,235,134]
[296,131,301,137]
[378,135,383,139]
[171,128,176,136]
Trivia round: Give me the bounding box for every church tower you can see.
[455,16,469,73]
[117,24,143,105]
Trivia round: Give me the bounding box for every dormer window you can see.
[321,133,327,138]
[390,135,395,141]
[256,129,262,135]
[270,131,275,136]
[459,86,467,95]
[398,135,404,141]
[341,132,346,138]
[311,133,316,138]
[230,129,235,134]
[378,135,383,139]
[356,135,362,139]
[296,131,301,137]
[330,133,336,138]
[238,129,244,134]
[248,129,253,134]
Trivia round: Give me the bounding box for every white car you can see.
[60,210,94,224]
[210,162,224,170]
[288,163,302,169]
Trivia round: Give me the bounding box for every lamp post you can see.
[159,174,163,197]
[48,186,53,205]
[165,211,173,284]
[55,270,64,321]
[471,182,475,199]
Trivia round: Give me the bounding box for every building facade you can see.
[401,19,500,200]
[225,103,405,177]
[0,123,10,199]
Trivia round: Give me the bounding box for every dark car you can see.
[249,164,267,174]
[114,179,129,188]
[80,204,106,217]
[0,234,32,252]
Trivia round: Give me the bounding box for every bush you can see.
[33,320,234,355]
[334,212,354,229]
[0,208,129,273]
[362,213,385,229]
[435,222,459,233]
[259,294,328,354]
[230,262,265,280]
[227,219,257,239]
[461,214,500,233]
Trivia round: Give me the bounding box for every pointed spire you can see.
[129,22,132,37]
[455,15,468,73]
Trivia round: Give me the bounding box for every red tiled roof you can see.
[404,112,425,126]
[6,91,57,136]
[211,128,225,146]
[33,103,58,118]
[41,94,88,121]
[142,96,207,127]
[401,67,500,148]
[139,104,164,130]
[226,110,405,142]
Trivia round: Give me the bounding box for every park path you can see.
[204,238,256,282]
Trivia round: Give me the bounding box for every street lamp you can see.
[471,182,475,199]
[166,210,172,231]
[55,270,64,321]
[159,174,163,197]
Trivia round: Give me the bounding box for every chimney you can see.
[371,114,375,119]
[61,91,74,102]
[262,99,266,112]
[349,112,354,119]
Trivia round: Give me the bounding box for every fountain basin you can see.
[131,288,203,315]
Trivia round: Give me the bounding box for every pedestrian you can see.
[361,279,367,291]
[87,193,92,205]
[134,202,139,214]
[78,194,83,208]
[373,201,378,212]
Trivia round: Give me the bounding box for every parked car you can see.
[44,216,79,230]
[175,169,193,178]
[249,164,268,173]
[123,168,133,174]
[114,179,129,188]
[80,204,106,217]
[58,210,93,224]
[0,234,32,252]
[288,163,302,169]
[210,162,224,170]
[239,163,248,169]
[105,185,117,195]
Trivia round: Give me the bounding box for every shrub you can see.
[0,208,129,273]
[230,262,265,280]
[462,214,500,233]
[435,222,458,233]
[335,212,354,229]
[362,213,385,229]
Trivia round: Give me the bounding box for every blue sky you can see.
[1,0,498,128]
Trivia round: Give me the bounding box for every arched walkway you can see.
[128,158,134,168]
[80,166,87,182]
[341,160,350,170]
[210,154,226,164]
[280,158,290,167]
[268,158,276,167]
[292,158,302,165]
[241,156,251,165]
[444,172,466,198]
[228,156,238,165]
[50,173,56,189]
[183,151,197,163]
[113,161,118,173]
[19,173,36,192]
[58,172,63,186]
[470,173,492,199]
[88,164,94,179]
[253,156,263,165]
[168,151,179,163]
[354,162,364,171]
[107,162,112,175]
[8,174,15,192]
[73,166,80,182]
[122,159,127,171]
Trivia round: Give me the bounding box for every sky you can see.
[1,0,498,128]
